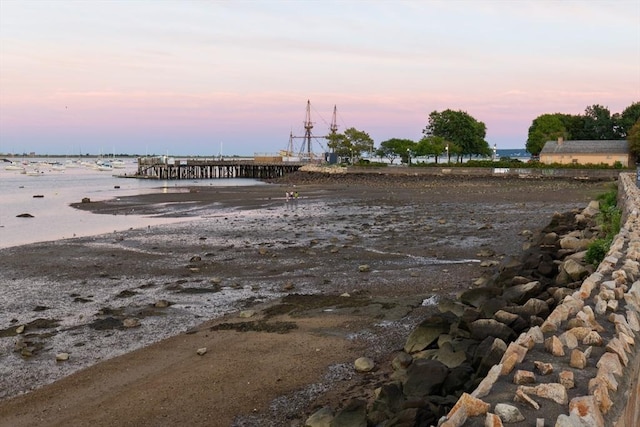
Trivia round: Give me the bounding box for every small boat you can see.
[4,162,24,171]
[110,159,126,168]
[97,162,113,171]
[24,169,42,176]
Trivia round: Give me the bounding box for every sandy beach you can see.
[0,173,613,426]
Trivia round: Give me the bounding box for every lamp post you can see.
[445,144,450,164]
[406,148,411,166]
[492,144,497,161]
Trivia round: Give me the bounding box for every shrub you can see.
[585,238,611,265]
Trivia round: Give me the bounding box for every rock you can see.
[519,383,568,404]
[583,331,604,346]
[371,383,405,417]
[330,399,367,427]
[354,357,375,372]
[431,342,468,369]
[404,314,452,353]
[358,264,370,273]
[55,352,69,362]
[16,213,34,218]
[567,396,605,427]
[196,347,207,356]
[189,255,202,262]
[81,197,91,203]
[513,370,536,385]
[122,318,140,328]
[446,392,490,420]
[502,281,542,304]
[534,361,554,375]
[402,359,449,398]
[559,370,575,389]
[469,319,516,342]
[391,352,413,370]
[514,388,540,410]
[563,259,590,281]
[471,364,502,398]
[239,310,256,318]
[305,407,334,427]
[458,287,502,308]
[494,403,524,423]
[15,325,25,334]
[560,236,591,251]
[474,337,507,377]
[570,349,587,369]
[484,412,503,427]
[476,249,495,257]
[154,299,170,308]
[545,336,565,357]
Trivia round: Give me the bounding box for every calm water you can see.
[0,158,264,248]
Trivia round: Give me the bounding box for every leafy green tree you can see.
[423,109,489,161]
[376,138,416,164]
[627,119,640,160]
[614,102,640,138]
[583,104,616,140]
[327,127,374,162]
[415,136,448,164]
[526,113,568,155]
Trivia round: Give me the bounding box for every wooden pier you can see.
[136,157,304,180]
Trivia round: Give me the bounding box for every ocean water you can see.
[0,158,264,248]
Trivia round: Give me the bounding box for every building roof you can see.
[540,140,629,155]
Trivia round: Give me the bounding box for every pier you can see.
[135,156,304,180]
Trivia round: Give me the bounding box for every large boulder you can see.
[404,314,454,353]
[502,281,542,304]
[458,287,501,308]
[469,318,516,342]
[330,399,367,427]
[402,359,449,398]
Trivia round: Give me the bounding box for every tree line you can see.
[526,102,640,155]
[324,102,640,164]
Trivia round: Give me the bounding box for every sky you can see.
[1,0,639,157]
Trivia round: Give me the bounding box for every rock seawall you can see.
[439,172,640,426]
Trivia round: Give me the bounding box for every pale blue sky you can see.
[1,0,639,156]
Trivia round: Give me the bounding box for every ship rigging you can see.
[281,100,340,161]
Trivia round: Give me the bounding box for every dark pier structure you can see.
[136,157,303,180]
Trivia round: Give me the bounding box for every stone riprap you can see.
[438,173,640,427]
[304,173,639,427]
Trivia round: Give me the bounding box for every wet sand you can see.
[0,173,613,426]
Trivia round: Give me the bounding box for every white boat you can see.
[97,162,113,171]
[4,162,24,171]
[50,163,66,171]
[110,159,126,168]
[24,169,42,176]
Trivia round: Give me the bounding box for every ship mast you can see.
[329,105,338,135]
[303,99,313,160]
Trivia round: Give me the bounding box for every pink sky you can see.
[1,1,638,156]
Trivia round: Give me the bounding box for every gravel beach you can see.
[0,172,613,426]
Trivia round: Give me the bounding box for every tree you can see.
[376,138,416,164]
[415,136,448,164]
[327,127,374,163]
[526,113,568,155]
[614,102,640,138]
[627,119,640,160]
[423,109,489,161]
[583,104,616,140]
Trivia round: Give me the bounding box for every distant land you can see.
[0,149,532,159]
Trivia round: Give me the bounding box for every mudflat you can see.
[0,173,613,426]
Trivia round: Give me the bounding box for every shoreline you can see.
[0,174,613,426]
